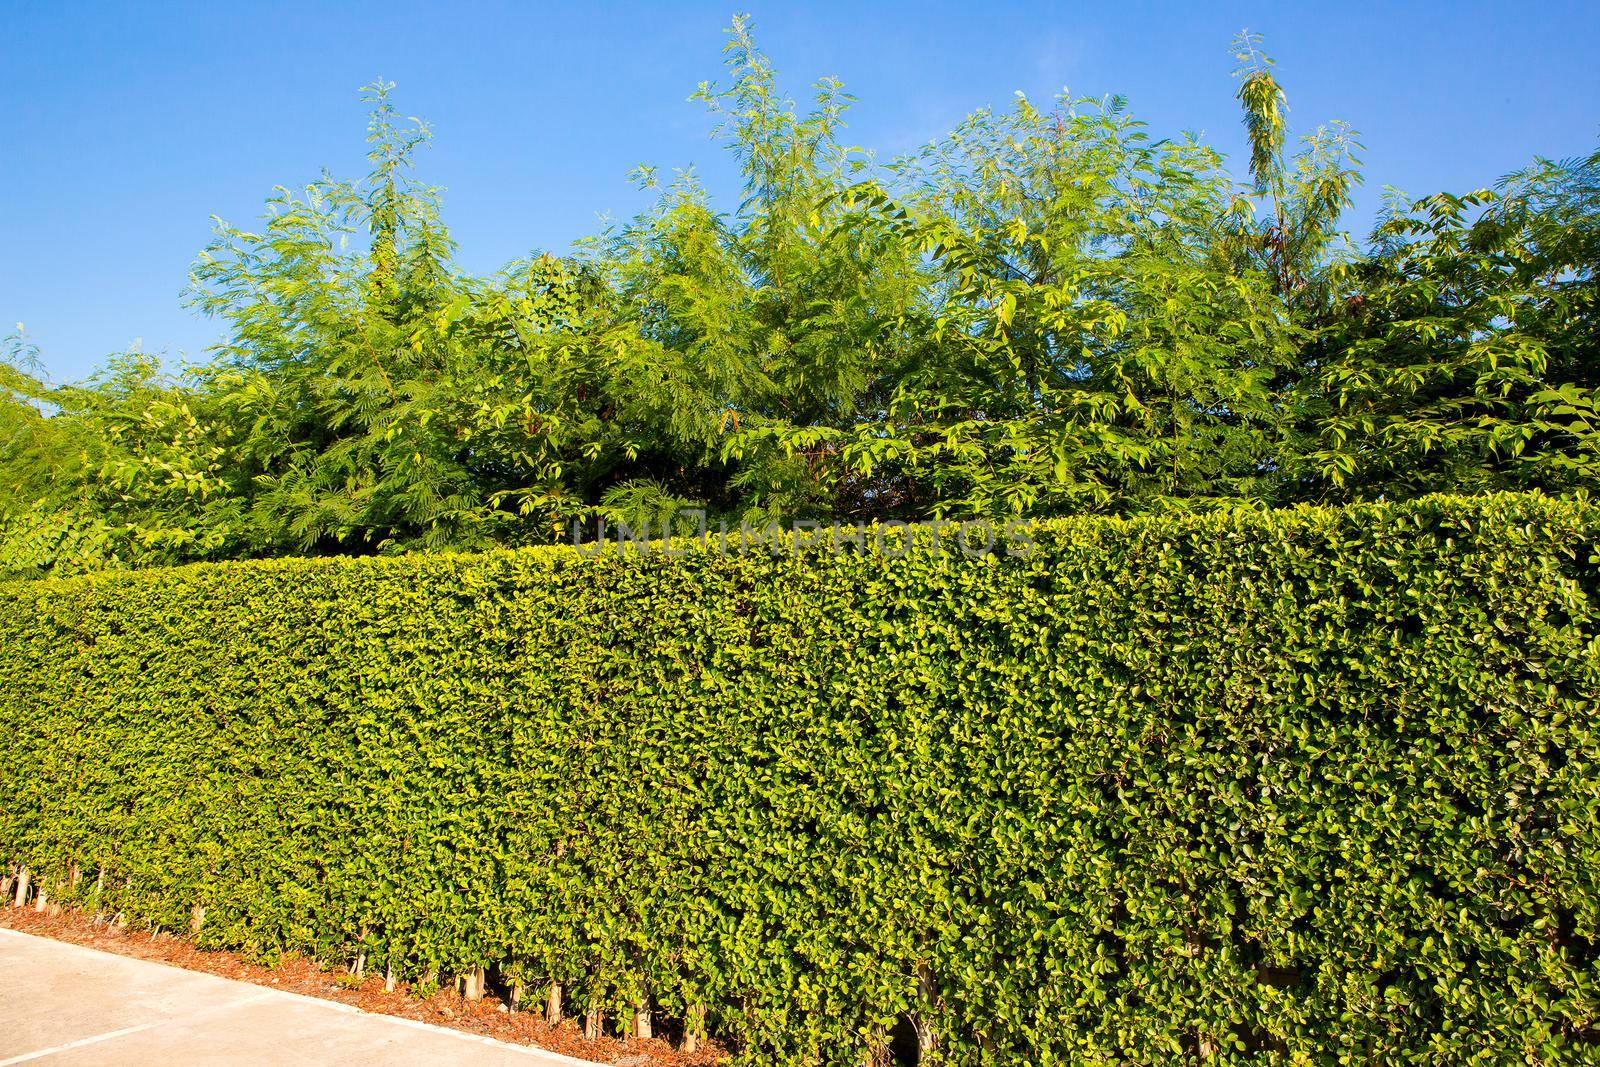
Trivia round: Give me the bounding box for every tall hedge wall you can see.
[3,494,1600,1063]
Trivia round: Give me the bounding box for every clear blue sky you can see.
[4,0,1598,382]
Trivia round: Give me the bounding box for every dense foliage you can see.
[3,493,1597,1062]
[4,23,1598,577]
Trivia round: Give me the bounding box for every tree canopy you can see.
[5,20,1598,578]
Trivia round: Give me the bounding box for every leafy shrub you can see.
[2,492,1598,1063]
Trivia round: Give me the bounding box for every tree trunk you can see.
[862,1024,890,1067]
[913,960,939,1053]
[633,998,652,1040]
[545,982,563,1026]
[683,1003,705,1053]
[462,966,485,1000]
[13,867,29,907]
[1186,926,1218,1058]
[584,1004,603,1042]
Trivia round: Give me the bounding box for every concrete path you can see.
[0,928,599,1066]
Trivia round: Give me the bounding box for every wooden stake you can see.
[545,981,563,1026]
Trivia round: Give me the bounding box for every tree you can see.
[0,336,249,575]
[734,90,1301,518]
[1294,150,1600,499]
[552,16,928,530]
[1226,31,1362,310]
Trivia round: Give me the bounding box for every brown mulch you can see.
[0,905,724,1066]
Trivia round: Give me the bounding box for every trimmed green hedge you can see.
[3,494,1600,1063]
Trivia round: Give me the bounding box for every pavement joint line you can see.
[0,926,603,1066]
[0,1020,165,1066]
[0,991,278,1066]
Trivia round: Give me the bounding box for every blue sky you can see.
[4,0,1598,382]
